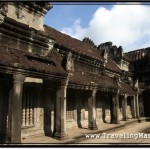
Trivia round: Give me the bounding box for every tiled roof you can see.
[44,25,103,60]
[120,82,135,95]
[44,25,124,74]
[106,59,122,73]
[70,69,118,89]
[0,45,67,77]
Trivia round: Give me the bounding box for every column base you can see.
[111,119,120,124]
[53,132,68,140]
[137,117,142,123]
[88,123,98,130]
[122,117,128,121]
[6,139,22,144]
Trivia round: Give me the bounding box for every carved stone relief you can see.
[66,52,74,73]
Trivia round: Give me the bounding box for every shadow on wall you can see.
[142,91,150,117]
[0,74,11,143]
[44,108,53,136]
[43,88,55,137]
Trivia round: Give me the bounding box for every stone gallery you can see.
[0,2,149,143]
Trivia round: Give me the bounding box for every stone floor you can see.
[21,118,143,145]
[80,121,150,144]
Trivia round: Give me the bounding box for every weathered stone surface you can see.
[1,2,52,31]
[121,95,128,121]
[0,1,149,144]
[110,91,120,124]
[53,79,69,140]
[88,89,98,130]
[7,74,25,143]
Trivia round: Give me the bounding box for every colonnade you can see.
[4,75,141,143]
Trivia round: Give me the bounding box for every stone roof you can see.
[0,17,134,93]
[120,82,136,95]
[70,69,118,90]
[44,25,123,74]
[106,59,122,74]
[0,45,67,77]
[44,25,103,61]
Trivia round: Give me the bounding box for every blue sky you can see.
[44,3,112,30]
[44,3,150,52]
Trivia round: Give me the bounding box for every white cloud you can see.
[61,18,86,39]
[61,5,150,52]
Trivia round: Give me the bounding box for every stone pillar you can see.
[131,96,136,118]
[88,89,97,130]
[53,79,68,139]
[135,93,140,119]
[139,94,144,117]
[75,90,82,128]
[111,90,120,124]
[7,74,25,143]
[121,95,128,121]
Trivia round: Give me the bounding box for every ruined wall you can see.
[7,4,44,31]
[0,2,54,56]
[1,2,52,31]
[121,60,129,71]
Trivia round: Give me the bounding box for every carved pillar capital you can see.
[92,88,97,96]
[60,78,69,87]
[13,74,25,83]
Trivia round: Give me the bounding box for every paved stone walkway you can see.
[22,118,143,144]
[80,121,150,144]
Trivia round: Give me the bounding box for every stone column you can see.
[131,96,136,118]
[53,79,68,139]
[7,74,25,143]
[121,94,128,121]
[139,94,144,117]
[135,93,140,119]
[75,90,82,128]
[88,89,97,130]
[111,90,120,124]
